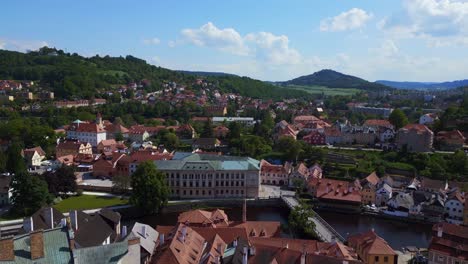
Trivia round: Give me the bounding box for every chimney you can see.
[24,217,34,232]
[284,243,289,249]
[45,207,54,229]
[30,230,44,260]
[181,226,187,242]
[60,218,67,227]
[242,199,247,223]
[0,237,15,261]
[141,225,146,238]
[437,224,443,238]
[233,238,238,247]
[121,225,127,238]
[217,243,223,254]
[159,233,165,246]
[300,253,306,264]
[70,210,78,230]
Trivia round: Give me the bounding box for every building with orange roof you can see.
[364,119,394,130]
[213,125,230,138]
[308,178,362,211]
[289,162,310,187]
[56,141,92,157]
[93,153,127,178]
[428,223,468,264]
[259,160,292,186]
[396,124,434,152]
[66,114,107,147]
[177,209,230,227]
[21,146,46,168]
[348,230,398,264]
[436,130,466,151]
[360,172,380,205]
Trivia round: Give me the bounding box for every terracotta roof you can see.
[177,209,229,227]
[430,223,468,260]
[260,160,289,174]
[348,230,396,256]
[436,130,465,141]
[230,221,281,238]
[363,172,380,186]
[69,122,105,133]
[105,123,129,134]
[57,141,89,151]
[308,178,361,203]
[364,119,393,128]
[22,146,46,157]
[400,124,433,134]
[432,222,468,239]
[294,115,320,123]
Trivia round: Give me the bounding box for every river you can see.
[132,206,433,250]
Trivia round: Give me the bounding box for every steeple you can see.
[96,112,103,127]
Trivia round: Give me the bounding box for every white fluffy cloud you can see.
[320,8,373,32]
[0,38,49,52]
[380,0,468,45]
[180,22,302,65]
[143,37,161,45]
[181,22,248,55]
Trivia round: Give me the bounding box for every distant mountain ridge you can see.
[376,79,468,90]
[279,69,392,91]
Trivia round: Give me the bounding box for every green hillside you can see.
[0,47,310,100]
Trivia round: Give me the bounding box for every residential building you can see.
[66,115,107,147]
[213,125,229,138]
[104,120,129,139]
[259,160,291,186]
[360,172,380,206]
[396,124,434,152]
[274,120,298,141]
[363,119,394,130]
[379,127,395,143]
[375,183,392,206]
[303,131,326,145]
[309,163,323,179]
[96,139,123,153]
[445,191,466,225]
[56,141,92,157]
[154,152,261,199]
[386,192,414,217]
[0,175,11,206]
[428,223,468,264]
[177,209,230,227]
[128,128,150,143]
[192,138,221,150]
[93,153,127,178]
[205,105,227,116]
[436,130,466,151]
[289,162,310,187]
[131,222,158,264]
[212,117,256,126]
[419,113,438,125]
[21,146,46,168]
[348,230,398,264]
[307,178,362,211]
[324,127,343,144]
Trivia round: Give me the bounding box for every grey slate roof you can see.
[131,222,158,255]
[74,210,115,248]
[1,227,72,264]
[72,238,128,264]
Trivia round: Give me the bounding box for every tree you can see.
[201,119,214,138]
[6,141,26,174]
[389,108,408,130]
[130,161,170,214]
[274,136,302,161]
[288,202,316,238]
[227,121,242,140]
[42,166,77,196]
[10,171,52,216]
[113,174,131,194]
[163,132,180,151]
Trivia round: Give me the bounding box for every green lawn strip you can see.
[53,195,129,213]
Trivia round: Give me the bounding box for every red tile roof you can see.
[348,230,396,256]
[401,124,433,134]
[308,178,361,203]
[364,119,393,128]
[177,209,229,227]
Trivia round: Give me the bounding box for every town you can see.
[1,1,468,263]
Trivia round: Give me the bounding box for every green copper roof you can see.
[2,227,72,264]
[155,153,260,171]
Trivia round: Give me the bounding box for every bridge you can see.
[281,195,345,243]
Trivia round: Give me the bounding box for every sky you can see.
[1,0,468,82]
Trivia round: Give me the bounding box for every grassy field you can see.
[287,85,362,96]
[53,195,129,213]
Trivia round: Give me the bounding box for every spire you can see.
[242,198,247,223]
[96,112,103,127]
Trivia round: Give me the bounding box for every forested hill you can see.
[376,79,468,90]
[0,47,310,100]
[280,69,392,91]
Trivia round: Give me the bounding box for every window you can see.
[375,256,379,262]
[384,256,388,262]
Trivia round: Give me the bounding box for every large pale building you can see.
[155,152,261,199]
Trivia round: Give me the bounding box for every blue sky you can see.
[2,0,468,82]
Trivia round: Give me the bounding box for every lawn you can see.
[53,195,129,213]
[286,85,361,96]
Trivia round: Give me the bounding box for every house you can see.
[128,128,150,143]
[348,230,398,264]
[386,192,414,217]
[274,120,298,141]
[104,120,129,139]
[303,131,326,145]
[379,127,395,143]
[419,113,438,125]
[177,209,230,227]
[289,162,310,187]
[213,126,230,138]
[307,178,362,211]
[56,141,92,157]
[428,223,468,264]
[131,222,158,264]
[97,139,119,153]
[375,183,392,206]
[360,172,380,206]
[21,146,46,168]
[0,175,11,206]
[205,105,227,116]
[436,130,466,151]
[212,117,256,126]
[445,191,465,225]
[66,114,107,147]
[364,119,394,130]
[192,138,221,150]
[309,163,323,179]
[93,153,127,178]
[260,160,291,186]
[324,127,343,144]
[396,124,434,152]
